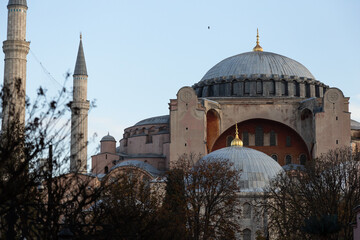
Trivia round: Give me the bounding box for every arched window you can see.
[269,80,275,94]
[300,154,307,165]
[255,126,264,146]
[243,203,251,219]
[286,136,291,147]
[104,166,109,174]
[271,154,278,162]
[209,85,214,96]
[285,155,292,165]
[219,83,225,96]
[226,136,234,147]
[243,229,251,240]
[281,80,288,96]
[256,80,262,94]
[230,80,235,96]
[244,80,250,94]
[315,85,320,97]
[242,131,249,146]
[294,81,300,97]
[305,83,310,97]
[270,130,276,146]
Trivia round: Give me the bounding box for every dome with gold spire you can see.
[192,30,328,98]
[201,146,283,192]
[201,125,283,192]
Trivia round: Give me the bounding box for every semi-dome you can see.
[201,146,283,192]
[100,133,116,142]
[201,51,315,81]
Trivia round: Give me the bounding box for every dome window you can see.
[315,85,320,97]
[305,83,311,98]
[256,80,263,94]
[244,80,250,95]
[281,80,288,96]
[269,80,275,95]
[294,81,300,97]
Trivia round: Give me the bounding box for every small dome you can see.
[100,133,116,142]
[202,146,283,192]
[200,51,315,82]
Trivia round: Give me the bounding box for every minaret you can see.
[70,34,89,173]
[2,0,30,130]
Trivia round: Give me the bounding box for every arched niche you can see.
[206,109,220,153]
[211,118,310,166]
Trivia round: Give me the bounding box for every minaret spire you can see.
[70,34,90,173]
[253,28,263,52]
[2,0,30,130]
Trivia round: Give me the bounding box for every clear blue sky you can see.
[1,0,359,157]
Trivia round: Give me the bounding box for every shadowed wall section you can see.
[206,109,220,152]
[212,119,310,166]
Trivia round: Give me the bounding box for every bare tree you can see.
[0,78,101,239]
[176,154,242,240]
[90,169,161,240]
[262,147,360,240]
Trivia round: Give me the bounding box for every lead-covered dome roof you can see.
[193,50,328,98]
[201,51,315,81]
[202,146,283,192]
[101,133,116,142]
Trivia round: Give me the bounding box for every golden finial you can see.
[231,123,243,147]
[253,28,263,52]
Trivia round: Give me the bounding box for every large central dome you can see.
[192,49,327,98]
[201,51,315,82]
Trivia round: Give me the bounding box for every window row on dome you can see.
[123,125,169,138]
[195,79,328,98]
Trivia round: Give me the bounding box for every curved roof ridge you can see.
[200,51,315,82]
[134,115,169,126]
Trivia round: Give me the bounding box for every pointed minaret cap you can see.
[253,28,263,52]
[231,123,243,147]
[74,33,88,76]
[8,0,27,7]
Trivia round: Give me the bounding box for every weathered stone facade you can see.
[92,49,352,176]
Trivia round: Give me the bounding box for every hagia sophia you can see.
[91,29,357,175]
[2,1,360,239]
